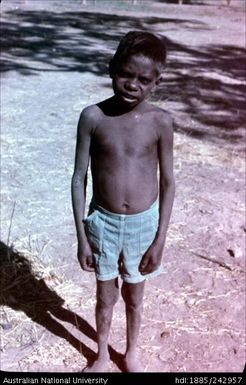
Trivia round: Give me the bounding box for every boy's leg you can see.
[83,278,119,372]
[121,280,145,372]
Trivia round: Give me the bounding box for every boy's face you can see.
[111,54,161,108]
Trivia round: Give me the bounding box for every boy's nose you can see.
[125,80,138,91]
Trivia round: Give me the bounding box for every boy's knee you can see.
[125,301,143,313]
[121,284,144,311]
[96,278,119,308]
[97,289,119,308]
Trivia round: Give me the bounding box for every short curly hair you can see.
[109,31,167,76]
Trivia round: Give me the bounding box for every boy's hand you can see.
[77,241,95,272]
[139,241,164,275]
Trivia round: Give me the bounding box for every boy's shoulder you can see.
[80,104,102,122]
[146,103,173,131]
[78,104,103,132]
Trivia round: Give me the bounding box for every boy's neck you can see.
[97,96,147,117]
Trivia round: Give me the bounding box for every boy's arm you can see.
[71,107,95,272]
[139,113,175,275]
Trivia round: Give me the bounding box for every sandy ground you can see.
[1,0,245,373]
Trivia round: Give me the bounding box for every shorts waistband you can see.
[91,200,158,219]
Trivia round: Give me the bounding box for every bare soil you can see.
[1,0,245,373]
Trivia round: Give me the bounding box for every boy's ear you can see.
[155,74,163,86]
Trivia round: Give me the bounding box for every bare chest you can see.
[91,115,158,158]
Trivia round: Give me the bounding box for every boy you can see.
[71,31,175,372]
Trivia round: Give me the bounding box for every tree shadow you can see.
[1,7,245,144]
[0,9,207,75]
[0,241,124,371]
[151,38,246,143]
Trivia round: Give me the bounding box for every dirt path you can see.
[1,0,245,373]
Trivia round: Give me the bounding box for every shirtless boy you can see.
[72,31,175,372]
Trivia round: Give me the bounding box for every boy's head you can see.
[109,31,167,108]
[109,31,167,77]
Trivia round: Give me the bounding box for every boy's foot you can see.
[82,356,109,373]
[123,352,144,372]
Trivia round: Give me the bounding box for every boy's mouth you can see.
[121,93,138,102]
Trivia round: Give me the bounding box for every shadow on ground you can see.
[1,8,245,143]
[0,241,124,371]
[152,39,246,142]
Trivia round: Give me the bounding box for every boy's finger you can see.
[139,262,146,271]
[83,262,95,272]
[80,257,93,271]
[139,260,149,272]
[85,266,95,272]
[140,259,158,274]
[139,253,151,269]
[86,257,95,271]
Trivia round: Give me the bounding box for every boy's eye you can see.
[139,77,151,85]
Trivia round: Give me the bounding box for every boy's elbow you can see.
[161,176,175,193]
[171,177,175,190]
[168,178,175,195]
[72,172,84,188]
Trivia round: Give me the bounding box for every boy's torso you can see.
[89,101,166,214]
